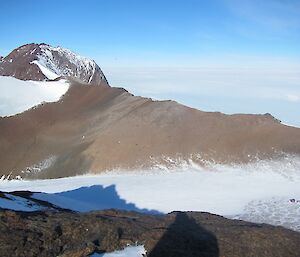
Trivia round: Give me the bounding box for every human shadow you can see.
[148,212,219,257]
[32,185,161,215]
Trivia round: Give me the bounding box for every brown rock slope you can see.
[1,80,300,179]
[0,43,46,81]
[1,208,300,257]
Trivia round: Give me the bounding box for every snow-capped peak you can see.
[0,43,108,86]
[33,44,106,84]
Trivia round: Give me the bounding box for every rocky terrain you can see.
[1,206,300,257]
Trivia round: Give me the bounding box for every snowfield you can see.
[0,76,69,116]
[0,156,300,232]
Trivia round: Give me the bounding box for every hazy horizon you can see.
[1,0,299,126]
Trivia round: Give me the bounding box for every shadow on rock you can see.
[148,212,219,257]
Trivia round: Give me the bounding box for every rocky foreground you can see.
[1,207,300,257]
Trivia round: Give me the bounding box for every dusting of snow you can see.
[21,156,57,174]
[0,76,69,117]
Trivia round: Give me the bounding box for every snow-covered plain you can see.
[0,156,300,232]
[0,76,69,117]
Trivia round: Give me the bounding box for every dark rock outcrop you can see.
[0,208,300,257]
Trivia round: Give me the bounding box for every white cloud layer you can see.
[103,56,300,127]
[287,94,300,102]
[0,76,69,117]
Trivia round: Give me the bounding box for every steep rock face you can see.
[0,208,300,257]
[0,43,108,86]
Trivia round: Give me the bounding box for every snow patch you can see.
[90,245,146,257]
[21,156,57,174]
[31,60,60,80]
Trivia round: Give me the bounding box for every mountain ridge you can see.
[1,79,300,179]
[1,43,300,179]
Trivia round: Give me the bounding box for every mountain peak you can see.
[0,43,109,86]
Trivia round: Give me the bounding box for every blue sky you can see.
[1,0,300,126]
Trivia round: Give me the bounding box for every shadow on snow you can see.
[33,184,161,215]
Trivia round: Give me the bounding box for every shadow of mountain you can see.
[148,212,219,257]
[32,185,161,215]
